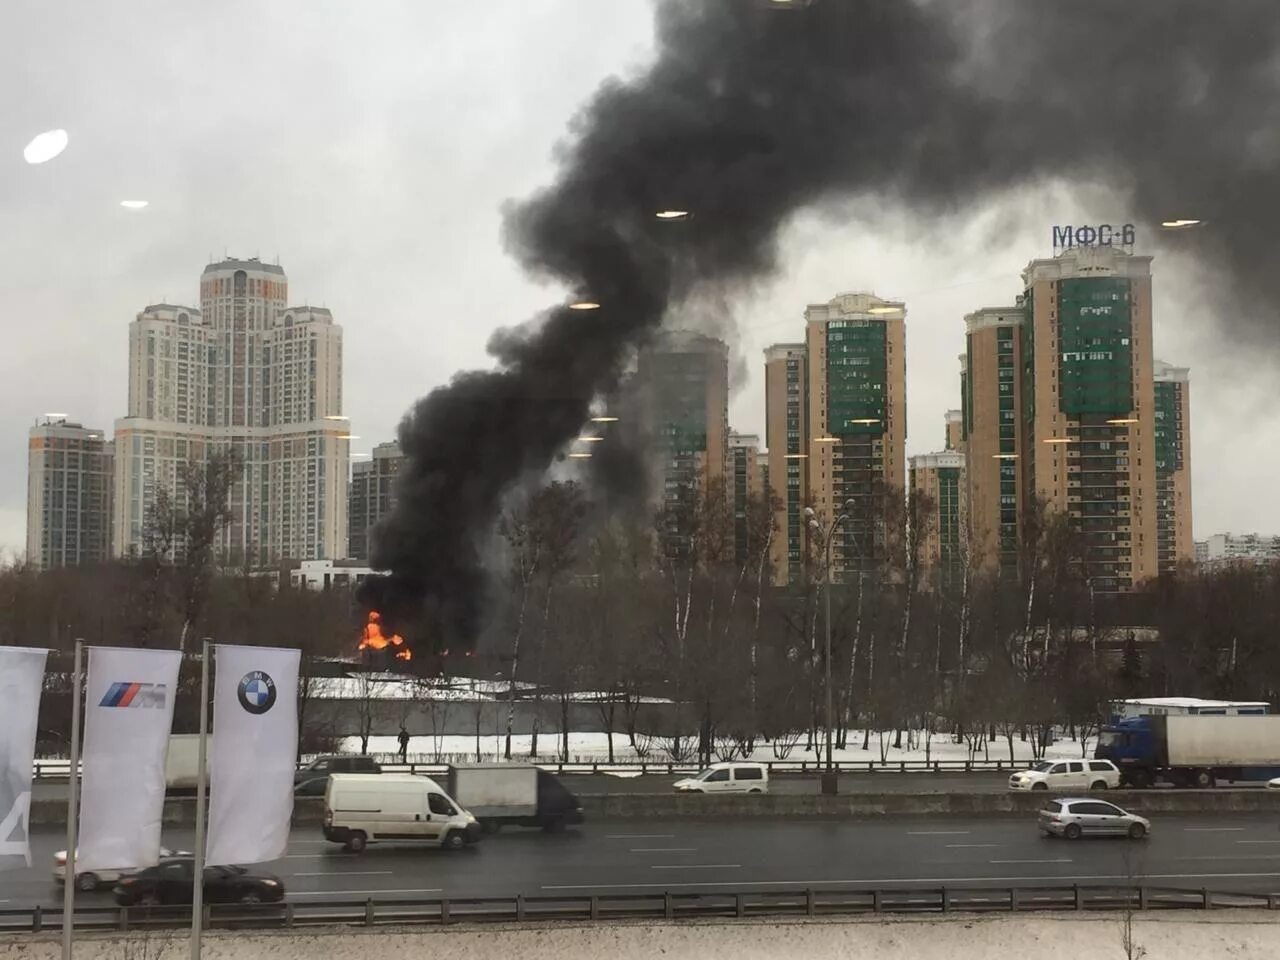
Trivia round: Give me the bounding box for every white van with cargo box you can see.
[323,774,481,852]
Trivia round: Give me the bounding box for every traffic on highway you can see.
[6,813,1280,910]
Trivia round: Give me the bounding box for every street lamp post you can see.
[806,499,856,796]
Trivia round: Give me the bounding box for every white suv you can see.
[1008,759,1120,792]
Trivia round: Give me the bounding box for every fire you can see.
[358,611,412,662]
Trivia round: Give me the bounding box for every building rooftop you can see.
[202,257,286,276]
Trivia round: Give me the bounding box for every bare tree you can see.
[497,480,586,760]
[142,448,242,652]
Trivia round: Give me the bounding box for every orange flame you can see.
[358,610,409,661]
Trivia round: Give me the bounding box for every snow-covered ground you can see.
[6,913,1276,960]
[339,729,1093,767]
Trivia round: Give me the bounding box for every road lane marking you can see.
[947,844,1000,849]
[607,834,676,840]
[1184,827,1247,832]
[540,870,1280,892]
[291,888,441,897]
[651,864,741,870]
[631,848,696,853]
[1175,854,1280,861]
[907,830,970,836]
[1238,840,1280,845]
[283,854,355,860]
[989,859,1071,865]
[290,870,394,877]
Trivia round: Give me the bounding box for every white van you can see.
[323,774,481,852]
[672,762,769,794]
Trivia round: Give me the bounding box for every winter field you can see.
[339,729,1094,768]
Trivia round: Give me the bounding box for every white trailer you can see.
[164,734,211,790]
[446,763,583,832]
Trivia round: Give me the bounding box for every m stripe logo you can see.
[99,682,168,708]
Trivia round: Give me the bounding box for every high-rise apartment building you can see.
[1152,360,1193,574]
[805,293,907,579]
[965,246,1160,593]
[113,258,349,565]
[26,416,114,568]
[617,330,728,555]
[763,343,807,584]
[909,449,965,587]
[962,306,1025,572]
[349,441,404,563]
[728,432,766,567]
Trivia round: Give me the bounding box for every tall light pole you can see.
[806,499,856,796]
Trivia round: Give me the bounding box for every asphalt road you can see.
[31,770,1270,803]
[5,814,1279,909]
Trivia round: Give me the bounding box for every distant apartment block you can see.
[909,449,966,587]
[26,416,113,568]
[348,441,404,563]
[1152,359,1193,574]
[1196,533,1280,570]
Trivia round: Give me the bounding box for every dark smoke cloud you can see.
[365,0,1280,646]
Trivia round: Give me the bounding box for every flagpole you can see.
[62,640,83,960]
[190,641,211,960]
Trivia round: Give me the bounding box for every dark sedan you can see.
[113,859,285,906]
[295,755,382,796]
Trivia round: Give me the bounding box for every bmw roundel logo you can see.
[237,671,277,715]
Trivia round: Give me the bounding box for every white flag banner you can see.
[206,645,299,866]
[78,647,182,873]
[0,647,48,870]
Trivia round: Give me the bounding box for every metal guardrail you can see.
[33,757,1024,780]
[2,885,1277,934]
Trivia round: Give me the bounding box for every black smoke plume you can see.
[364,0,1280,646]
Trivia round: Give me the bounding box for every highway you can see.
[31,772,1022,803]
[4,814,1279,909]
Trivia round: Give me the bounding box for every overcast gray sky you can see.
[3,0,1274,555]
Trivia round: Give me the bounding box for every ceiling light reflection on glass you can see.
[569,301,601,311]
[120,200,149,210]
[23,129,68,164]
[590,416,619,423]
[655,210,690,221]
[568,452,593,459]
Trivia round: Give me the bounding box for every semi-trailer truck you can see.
[446,764,584,832]
[1094,714,1280,788]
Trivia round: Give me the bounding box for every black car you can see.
[294,755,381,796]
[113,859,285,906]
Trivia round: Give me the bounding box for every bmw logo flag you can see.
[206,645,300,867]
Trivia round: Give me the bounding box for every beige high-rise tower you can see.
[965,246,1159,593]
[113,258,349,565]
[805,292,906,579]
[909,449,965,588]
[962,306,1025,573]
[764,343,808,584]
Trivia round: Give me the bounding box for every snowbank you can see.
[340,730,1093,766]
[5,913,1276,960]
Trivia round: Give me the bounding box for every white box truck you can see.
[164,734,211,790]
[447,764,584,832]
[322,773,480,852]
[1096,714,1280,788]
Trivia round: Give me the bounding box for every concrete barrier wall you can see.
[580,788,1280,819]
[28,788,1280,828]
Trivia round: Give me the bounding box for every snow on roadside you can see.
[6,913,1275,960]
[338,730,1091,767]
